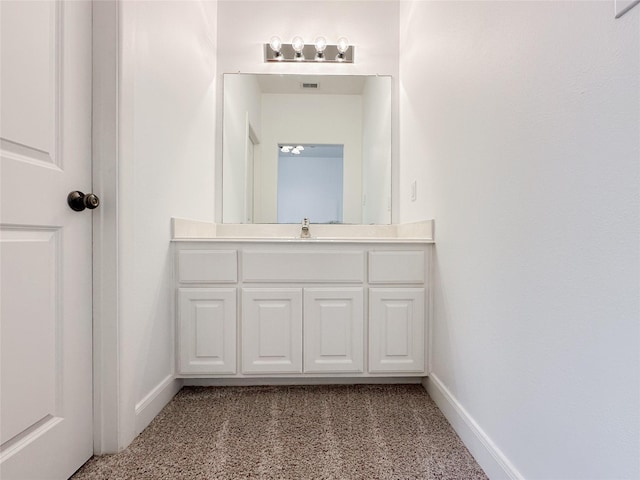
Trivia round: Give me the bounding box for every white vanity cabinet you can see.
[176,249,238,374]
[368,251,426,373]
[241,288,303,374]
[174,240,431,379]
[369,288,425,372]
[303,287,364,373]
[240,248,365,374]
[178,287,237,374]
[240,287,364,374]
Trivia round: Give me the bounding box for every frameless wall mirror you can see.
[222,73,392,224]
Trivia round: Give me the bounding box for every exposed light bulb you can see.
[296,145,305,151]
[291,36,304,61]
[336,37,350,54]
[336,37,350,61]
[280,145,291,153]
[269,36,282,53]
[314,36,327,53]
[314,36,327,61]
[292,36,305,53]
[291,147,301,154]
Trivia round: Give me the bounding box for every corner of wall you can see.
[422,376,523,480]
[135,376,183,435]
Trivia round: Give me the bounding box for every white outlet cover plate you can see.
[615,0,640,18]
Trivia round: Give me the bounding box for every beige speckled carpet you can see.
[72,385,487,480]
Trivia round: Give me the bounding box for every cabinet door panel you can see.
[304,288,364,373]
[178,288,236,374]
[369,288,425,373]
[242,288,302,374]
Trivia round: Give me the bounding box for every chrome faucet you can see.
[301,218,310,238]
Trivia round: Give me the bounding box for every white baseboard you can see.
[135,375,183,434]
[423,375,524,480]
[183,377,423,387]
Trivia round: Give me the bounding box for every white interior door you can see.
[0,1,94,478]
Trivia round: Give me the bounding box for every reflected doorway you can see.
[277,144,344,224]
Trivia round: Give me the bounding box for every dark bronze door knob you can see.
[67,191,100,211]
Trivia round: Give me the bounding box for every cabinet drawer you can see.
[243,250,364,283]
[178,249,237,283]
[368,251,425,284]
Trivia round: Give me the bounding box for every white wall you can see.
[117,0,217,447]
[222,74,262,223]
[362,76,392,224]
[400,1,640,479]
[216,0,399,222]
[258,93,362,223]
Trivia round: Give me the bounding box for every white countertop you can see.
[171,218,435,244]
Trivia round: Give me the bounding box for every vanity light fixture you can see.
[265,36,354,63]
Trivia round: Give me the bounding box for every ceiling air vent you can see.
[301,82,319,89]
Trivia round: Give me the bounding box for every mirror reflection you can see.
[222,73,391,224]
[278,144,344,224]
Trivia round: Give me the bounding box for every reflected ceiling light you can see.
[280,145,305,155]
[264,36,354,63]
